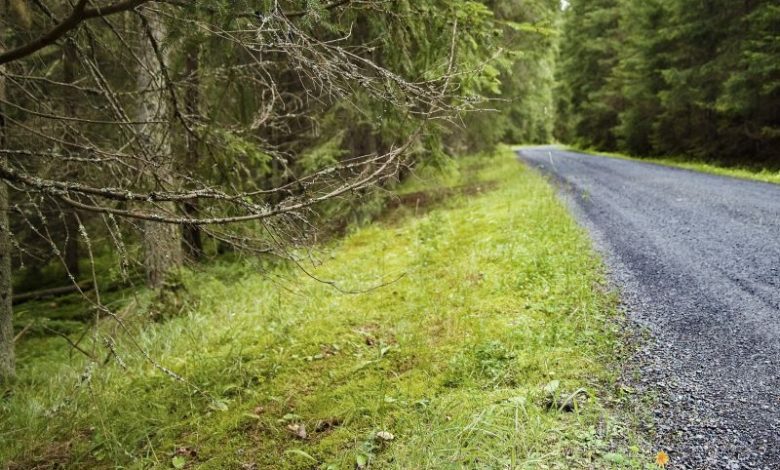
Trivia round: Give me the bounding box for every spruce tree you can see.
[556,0,622,150]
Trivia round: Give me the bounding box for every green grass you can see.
[565,146,780,185]
[1,148,650,469]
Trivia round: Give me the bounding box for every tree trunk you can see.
[62,42,80,279]
[63,214,80,278]
[0,0,15,382]
[0,161,12,383]
[182,43,203,260]
[137,11,182,289]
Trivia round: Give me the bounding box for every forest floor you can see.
[519,146,780,469]
[2,148,652,469]
[562,146,780,185]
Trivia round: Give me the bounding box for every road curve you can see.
[518,147,780,470]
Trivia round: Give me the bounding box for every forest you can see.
[556,0,780,167]
[0,0,559,382]
[0,0,778,468]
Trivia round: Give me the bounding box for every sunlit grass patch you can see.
[566,146,780,185]
[1,148,648,469]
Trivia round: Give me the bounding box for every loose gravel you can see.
[518,147,780,470]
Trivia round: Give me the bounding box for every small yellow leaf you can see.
[655,450,670,467]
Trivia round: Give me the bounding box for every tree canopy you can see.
[0,0,563,381]
[556,0,780,167]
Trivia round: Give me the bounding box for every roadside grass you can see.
[1,148,650,469]
[563,146,780,185]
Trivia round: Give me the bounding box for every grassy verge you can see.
[565,146,780,185]
[2,148,649,469]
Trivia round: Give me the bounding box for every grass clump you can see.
[1,148,648,469]
[565,146,780,185]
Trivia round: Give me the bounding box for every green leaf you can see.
[543,380,560,395]
[171,455,186,469]
[507,396,527,406]
[604,452,627,464]
[209,399,229,412]
[285,449,317,463]
[279,413,302,423]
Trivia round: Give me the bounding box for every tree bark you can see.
[12,282,91,305]
[63,212,80,278]
[62,42,80,279]
[0,157,11,383]
[0,0,16,382]
[137,11,182,289]
[182,43,203,260]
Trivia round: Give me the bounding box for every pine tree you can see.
[613,0,668,155]
[556,0,779,166]
[491,0,561,144]
[556,0,622,150]
[0,0,14,383]
[717,2,780,165]
[136,11,183,289]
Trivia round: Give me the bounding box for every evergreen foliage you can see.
[0,0,564,383]
[557,0,780,167]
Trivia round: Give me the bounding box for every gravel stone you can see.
[518,147,780,470]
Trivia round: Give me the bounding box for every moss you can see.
[1,148,649,469]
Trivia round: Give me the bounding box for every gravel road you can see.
[517,147,780,470]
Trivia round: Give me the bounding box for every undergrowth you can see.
[1,147,651,469]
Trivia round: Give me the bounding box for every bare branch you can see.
[0,0,152,65]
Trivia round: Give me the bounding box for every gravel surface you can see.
[518,147,780,470]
